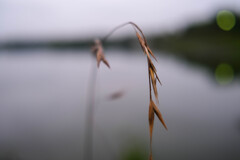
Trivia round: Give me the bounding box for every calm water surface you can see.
[0,50,239,160]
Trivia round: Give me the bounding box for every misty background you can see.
[1,0,240,40]
[0,0,240,160]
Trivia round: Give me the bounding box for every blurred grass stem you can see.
[84,59,98,160]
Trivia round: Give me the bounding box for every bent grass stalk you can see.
[85,22,167,160]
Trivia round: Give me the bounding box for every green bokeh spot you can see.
[216,10,236,31]
[215,63,234,85]
[121,144,147,160]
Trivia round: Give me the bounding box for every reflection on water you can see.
[215,63,234,85]
[0,50,240,160]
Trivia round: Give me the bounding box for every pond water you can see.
[0,49,239,160]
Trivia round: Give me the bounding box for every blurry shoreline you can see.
[1,13,240,75]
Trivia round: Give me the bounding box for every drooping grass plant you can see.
[86,22,167,160]
[83,39,111,160]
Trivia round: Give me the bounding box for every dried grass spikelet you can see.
[91,39,110,68]
[133,25,166,125]
[150,99,167,130]
[130,22,167,160]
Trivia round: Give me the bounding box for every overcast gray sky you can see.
[0,0,239,41]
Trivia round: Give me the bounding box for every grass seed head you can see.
[91,39,110,68]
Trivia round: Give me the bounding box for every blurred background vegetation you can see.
[1,10,239,84]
